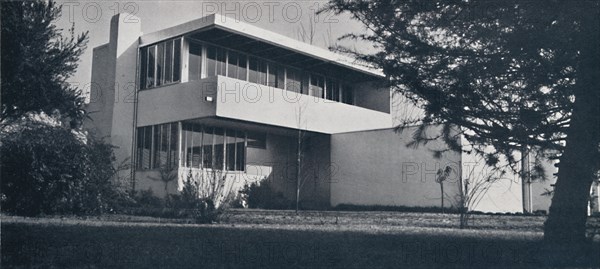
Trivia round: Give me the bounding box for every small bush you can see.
[167,172,226,223]
[134,190,164,208]
[239,180,293,210]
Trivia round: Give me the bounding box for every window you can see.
[235,131,245,171]
[169,123,178,168]
[140,47,147,89]
[147,47,155,88]
[136,126,152,169]
[206,46,216,77]
[152,123,178,168]
[213,128,225,170]
[309,74,324,98]
[326,79,339,101]
[286,68,302,93]
[152,123,165,167]
[268,63,284,89]
[191,124,202,168]
[342,84,354,104]
[173,39,181,82]
[248,57,267,85]
[206,45,227,77]
[165,41,173,84]
[139,123,262,172]
[226,130,237,171]
[156,42,164,86]
[227,51,239,79]
[136,123,178,170]
[189,42,202,81]
[202,127,213,169]
[139,38,181,89]
[206,46,227,77]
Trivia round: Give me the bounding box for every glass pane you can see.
[156,42,165,86]
[153,125,162,168]
[342,84,354,104]
[143,126,152,169]
[217,47,227,76]
[236,131,245,171]
[214,128,225,170]
[301,72,310,95]
[226,130,236,171]
[237,54,247,81]
[173,39,181,82]
[161,124,169,168]
[136,127,144,169]
[147,46,155,88]
[310,74,324,98]
[140,47,147,90]
[180,124,186,167]
[333,82,340,102]
[183,123,194,167]
[248,57,259,84]
[276,66,285,89]
[326,79,338,101]
[192,124,202,168]
[227,51,238,79]
[206,46,216,77]
[267,63,276,87]
[202,127,213,169]
[189,42,202,81]
[165,40,173,83]
[260,61,268,85]
[170,123,178,168]
[286,68,302,93]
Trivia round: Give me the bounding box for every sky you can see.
[52,0,371,98]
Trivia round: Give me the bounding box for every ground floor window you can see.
[136,123,178,170]
[137,122,263,172]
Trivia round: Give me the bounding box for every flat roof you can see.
[140,13,384,80]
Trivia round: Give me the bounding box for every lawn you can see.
[2,210,599,268]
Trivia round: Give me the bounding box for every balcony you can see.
[137,76,392,134]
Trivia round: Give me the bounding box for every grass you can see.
[2,210,599,268]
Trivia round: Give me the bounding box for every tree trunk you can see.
[544,10,600,244]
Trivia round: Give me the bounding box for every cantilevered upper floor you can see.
[89,13,392,136]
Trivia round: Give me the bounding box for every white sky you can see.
[52,0,372,96]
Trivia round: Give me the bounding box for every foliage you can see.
[0,121,127,216]
[134,189,164,208]
[1,0,88,126]
[454,160,501,228]
[167,170,232,223]
[0,0,128,217]
[240,180,294,210]
[324,0,600,243]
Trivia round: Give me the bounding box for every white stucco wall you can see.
[460,152,523,213]
[137,77,218,127]
[215,76,393,134]
[330,125,462,209]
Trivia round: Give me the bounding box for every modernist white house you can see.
[86,13,599,213]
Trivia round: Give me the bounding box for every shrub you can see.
[240,180,293,210]
[134,189,164,208]
[167,171,228,223]
[1,122,128,216]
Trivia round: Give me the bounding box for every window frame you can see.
[139,37,182,90]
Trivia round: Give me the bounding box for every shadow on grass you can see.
[2,222,599,268]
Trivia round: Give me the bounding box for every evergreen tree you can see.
[1,0,88,127]
[324,0,600,246]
